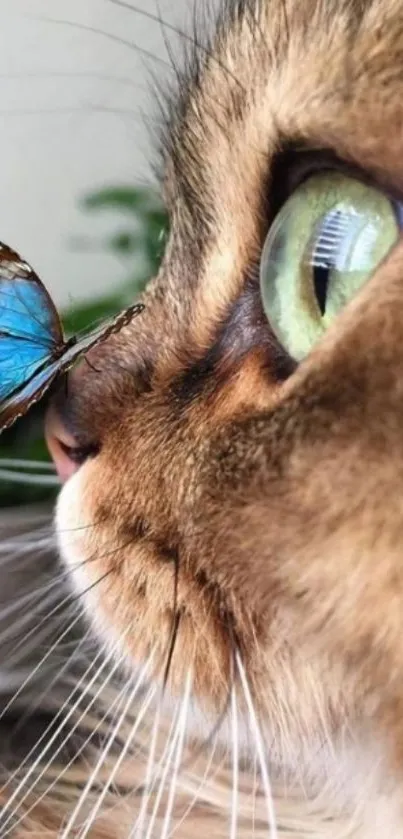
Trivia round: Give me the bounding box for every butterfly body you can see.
[0,242,144,431]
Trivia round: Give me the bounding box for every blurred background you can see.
[0,0,193,307]
[0,0,198,504]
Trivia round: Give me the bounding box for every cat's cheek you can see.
[55,469,108,637]
[56,472,86,586]
[55,467,140,667]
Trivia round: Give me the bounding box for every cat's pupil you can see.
[313,264,329,315]
[310,209,348,316]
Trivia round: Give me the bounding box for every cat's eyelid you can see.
[270,146,403,216]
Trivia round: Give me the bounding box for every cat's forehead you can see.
[162,0,403,228]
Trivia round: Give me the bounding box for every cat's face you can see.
[46,0,403,777]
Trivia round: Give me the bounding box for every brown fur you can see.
[5,0,403,835]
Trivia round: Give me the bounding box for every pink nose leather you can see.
[45,404,80,483]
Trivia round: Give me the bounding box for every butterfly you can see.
[0,241,144,432]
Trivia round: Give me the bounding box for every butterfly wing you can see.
[0,362,61,432]
[0,241,66,430]
[0,302,144,432]
[0,242,63,346]
[0,335,55,402]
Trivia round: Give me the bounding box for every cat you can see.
[3,0,403,835]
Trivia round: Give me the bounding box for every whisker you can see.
[0,571,99,663]
[0,552,95,620]
[0,613,84,681]
[0,548,54,573]
[169,730,219,838]
[0,571,65,625]
[7,553,121,665]
[178,670,232,774]
[159,670,192,839]
[57,677,135,838]
[144,699,184,839]
[0,535,135,677]
[162,549,181,693]
[106,0,246,93]
[0,106,149,118]
[0,562,128,778]
[8,623,95,730]
[6,664,132,834]
[77,680,157,839]
[60,653,153,839]
[55,518,105,534]
[230,684,239,839]
[130,689,183,838]
[235,650,278,839]
[0,610,83,724]
[0,535,55,563]
[0,526,53,546]
[0,636,124,834]
[31,17,172,71]
[0,71,144,87]
[2,581,82,665]
[133,685,163,837]
[252,752,258,837]
[0,642,111,831]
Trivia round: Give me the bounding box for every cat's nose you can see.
[45,403,82,483]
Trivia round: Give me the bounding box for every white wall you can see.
[0,0,194,309]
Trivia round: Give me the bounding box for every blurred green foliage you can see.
[0,185,167,507]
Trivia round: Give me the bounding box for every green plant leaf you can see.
[82,186,163,216]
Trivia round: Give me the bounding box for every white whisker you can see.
[252,753,258,837]
[230,684,239,839]
[10,623,94,727]
[0,567,73,629]
[61,649,155,838]
[134,686,163,837]
[59,681,134,837]
[235,650,278,839]
[160,670,192,839]
[0,534,54,566]
[0,640,118,833]
[130,689,183,839]
[170,730,219,837]
[0,582,83,668]
[4,668,131,834]
[77,680,157,839]
[144,700,185,839]
[0,609,83,725]
[0,613,79,673]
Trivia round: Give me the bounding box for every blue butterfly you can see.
[0,241,144,432]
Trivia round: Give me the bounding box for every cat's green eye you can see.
[260,172,399,361]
